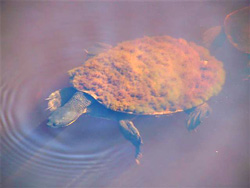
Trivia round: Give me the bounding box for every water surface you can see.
[1,1,249,187]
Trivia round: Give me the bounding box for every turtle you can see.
[203,6,250,54]
[47,35,225,164]
[202,6,249,80]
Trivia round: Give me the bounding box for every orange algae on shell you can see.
[69,36,225,115]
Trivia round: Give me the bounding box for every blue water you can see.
[1,2,249,187]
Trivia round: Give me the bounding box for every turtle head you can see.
[47,91,91,128]
[47,109,80,128]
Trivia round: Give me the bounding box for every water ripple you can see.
[1,65,125,186]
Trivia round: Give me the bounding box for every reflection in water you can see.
[1,1,249,187]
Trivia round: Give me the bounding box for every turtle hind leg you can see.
[119,120,143,164]
[46,87,77,112]
[186,102,212,131]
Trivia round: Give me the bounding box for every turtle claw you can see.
[135,148,143,165]
[186,102,211,131]
[45,106,52,111]
[135,153,142,165]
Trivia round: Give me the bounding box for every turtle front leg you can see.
[119,120,143,164]
[47,92,91,128]
[186,102,212,131]
[46,89,62,111]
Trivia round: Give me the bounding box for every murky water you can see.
[1,2,249,187]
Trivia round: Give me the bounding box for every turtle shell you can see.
[224,6,250,54]
[69,36,225,115]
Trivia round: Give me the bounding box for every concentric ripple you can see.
[1,63,132,187]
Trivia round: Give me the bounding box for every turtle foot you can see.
[119,120,143,164]
[46,89,62,111]
[186,102,211,131]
